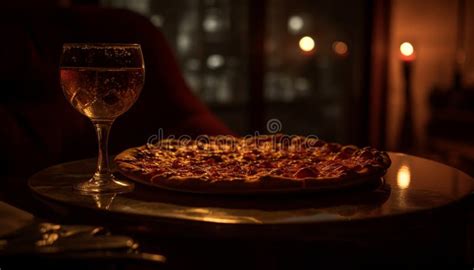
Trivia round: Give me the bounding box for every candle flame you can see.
[400,42,414,57]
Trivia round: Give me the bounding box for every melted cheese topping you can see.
[118,135,389,181]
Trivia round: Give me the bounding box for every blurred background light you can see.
[177,34,191,53]
[207,54,225,69]
[186,58,201,71]
[150,14,164,27]
[299,36,315,52]
[333,41,349,56]
[203,13,221,32]
[294,77,310,93]
[400,42,414,57]
[288,15,304,34]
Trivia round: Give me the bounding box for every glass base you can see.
[74,173,134,194]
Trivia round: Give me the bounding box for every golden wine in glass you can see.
[60,43,144,194]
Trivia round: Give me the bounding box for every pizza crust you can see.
[116,169,385,194]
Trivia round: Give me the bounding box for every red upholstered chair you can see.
[0,7,232,180]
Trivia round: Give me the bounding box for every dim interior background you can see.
[101,0,370,143]
[101,0,474,175]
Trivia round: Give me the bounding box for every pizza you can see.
[114,135,391,194]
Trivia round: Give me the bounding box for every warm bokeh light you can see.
[150,14,164,27]
[397,165,411,189]
[203,14,221,33]
[299,36,315,52]
[177,34,191,53]
[400,42,414,57]
[207,54,225,69]
[333,41,348,56]
[288,15,304,34]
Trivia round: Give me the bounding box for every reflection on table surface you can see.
[28,153,474,225]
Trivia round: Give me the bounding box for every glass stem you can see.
[92,119,114,184]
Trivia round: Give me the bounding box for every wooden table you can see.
[27,153,474,266]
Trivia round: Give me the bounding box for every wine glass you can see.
[60,43,145,194]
